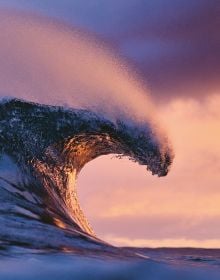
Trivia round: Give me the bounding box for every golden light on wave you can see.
[53,218,66,230]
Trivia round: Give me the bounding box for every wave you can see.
[0,98,173,253]
[0,10,174,255]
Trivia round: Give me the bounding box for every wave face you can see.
[0,98,173,254]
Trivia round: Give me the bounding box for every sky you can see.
[0,1,219,248]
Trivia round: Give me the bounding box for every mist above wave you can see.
[0,10,156,123]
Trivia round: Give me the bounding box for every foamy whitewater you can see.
[0,10,219,280]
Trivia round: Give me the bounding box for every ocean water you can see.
[0,248,220,280]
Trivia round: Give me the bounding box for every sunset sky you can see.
[0,0,219,248]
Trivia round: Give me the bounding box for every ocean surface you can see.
[0,248,220,280]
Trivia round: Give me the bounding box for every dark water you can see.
[0,248,220,280]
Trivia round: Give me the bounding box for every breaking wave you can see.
[0,98,173,253]
[0,10,173,255]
